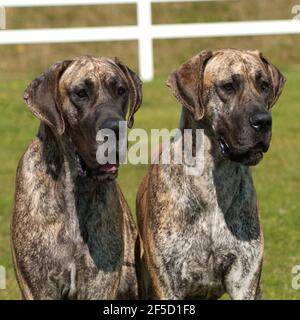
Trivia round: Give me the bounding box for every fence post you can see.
[0,6,5,30]
[137,0,153,81]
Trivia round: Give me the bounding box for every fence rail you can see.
[0,0,218,7]
[1,0,300,80]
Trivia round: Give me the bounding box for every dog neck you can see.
[179,107,223,162]
[38,123,117,186]
[178,107,245,179]
[177,108,249,215]
[37,123,86,182]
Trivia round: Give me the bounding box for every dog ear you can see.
[23,60,72,135]
[113,57,143,129]
[258,52,286,109]
[166,50,213,121]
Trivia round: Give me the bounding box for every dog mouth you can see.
[219,136,266,166]
[75,152,119,181]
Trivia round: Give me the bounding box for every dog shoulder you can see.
[16,136,43,177]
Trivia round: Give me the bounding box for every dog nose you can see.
[249,112,272,131]
[101,119,120,136]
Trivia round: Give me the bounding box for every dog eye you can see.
[222,83,235,94]
[260,81,269,92]
[117,87,127,96]
[76,89,88,99]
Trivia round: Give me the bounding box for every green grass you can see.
[0,68,300,299]
[0,0,300,300]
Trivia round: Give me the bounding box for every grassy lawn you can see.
[0,67,299,299]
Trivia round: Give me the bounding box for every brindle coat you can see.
[12,56,142,300]
[136,49,285,300]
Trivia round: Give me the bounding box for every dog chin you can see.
[230,151,263,166]
[93,170,118,181]
[219,137,265,166]
[75,152,119,180]
[91,164,119,181]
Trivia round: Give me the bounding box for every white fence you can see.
[1,0,300,80]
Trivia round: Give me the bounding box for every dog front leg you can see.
[48,263,77,300]
[143,247,183,300]
[225,257,262,300]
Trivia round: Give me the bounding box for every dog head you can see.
[24,55,142,179]
[167,49,286,166]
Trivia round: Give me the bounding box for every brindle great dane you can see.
[12,56,142,300]
[136,49,285,300]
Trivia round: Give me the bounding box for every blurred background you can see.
[0,0,299,299]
